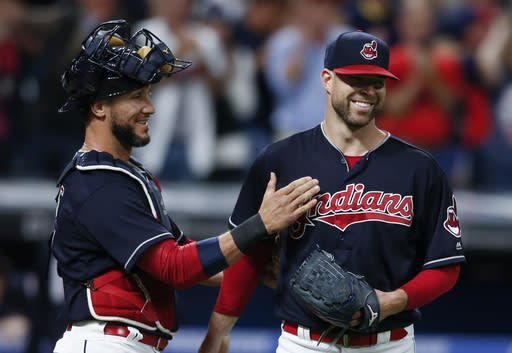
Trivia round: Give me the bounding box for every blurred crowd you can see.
[1,0,512,190]
[1,1,512,352]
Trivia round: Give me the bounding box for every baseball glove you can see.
[289,248,380,333]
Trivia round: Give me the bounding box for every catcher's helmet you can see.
[59,19,191,113]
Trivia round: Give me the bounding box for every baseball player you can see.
[199,30,466,353]
[50,19,320,353]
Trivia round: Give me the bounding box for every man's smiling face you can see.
[329,74,387,130]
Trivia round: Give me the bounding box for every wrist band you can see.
[231,214,268,253]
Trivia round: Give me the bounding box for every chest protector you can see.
[58,151,183,337]
[86,269,176,336]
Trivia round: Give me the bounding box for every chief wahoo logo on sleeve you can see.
[443,195,461,237]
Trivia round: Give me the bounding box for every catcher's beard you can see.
[111,111,150,149]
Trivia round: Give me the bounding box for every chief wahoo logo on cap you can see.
[360,40,378,60]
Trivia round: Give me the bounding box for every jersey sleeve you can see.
[421,172,466,269]
[401,264,460,309]
[76,178,174,271]
[137,237,235,289]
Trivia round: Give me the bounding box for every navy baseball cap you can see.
[324,30,399,80]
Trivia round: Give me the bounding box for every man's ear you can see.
[321,69,333,94]
[90,100,108,120]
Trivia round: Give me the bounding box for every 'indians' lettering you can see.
[289,183,413,239]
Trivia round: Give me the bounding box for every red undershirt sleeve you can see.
[400,264,460,310]
[136,238,209,289]
[214,242,273,316]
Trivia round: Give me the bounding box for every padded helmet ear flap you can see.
[60,56,104,97]
[58,56,105,113]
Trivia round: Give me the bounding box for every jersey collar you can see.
[319,122,391,158]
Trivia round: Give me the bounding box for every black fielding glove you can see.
[290,248,380,333]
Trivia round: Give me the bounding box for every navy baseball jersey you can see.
[220,124,465,332]
[51,150,183,326]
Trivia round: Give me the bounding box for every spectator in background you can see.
[376,0,491,187]
[264,0,352,140]
[0,0,23,175]
[133,0,229,181]
[435,0,495,188]
[376,0,460,168]
[203,0,287,180]
[343,0,396,42]
[10,0,134,178]
[473,8,512,190]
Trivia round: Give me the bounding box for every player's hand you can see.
[258,172,319,235]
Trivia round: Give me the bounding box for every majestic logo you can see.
[443,195,461,237]
[289,183,413,239]
[360,40,378,60]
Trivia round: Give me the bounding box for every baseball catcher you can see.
[290,247,380,338]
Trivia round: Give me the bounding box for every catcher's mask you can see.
[59,19,191,113]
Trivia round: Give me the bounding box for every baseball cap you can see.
[324,30,399,80]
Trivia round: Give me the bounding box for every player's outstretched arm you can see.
[198,312,238,353]
[137,173,319,289]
